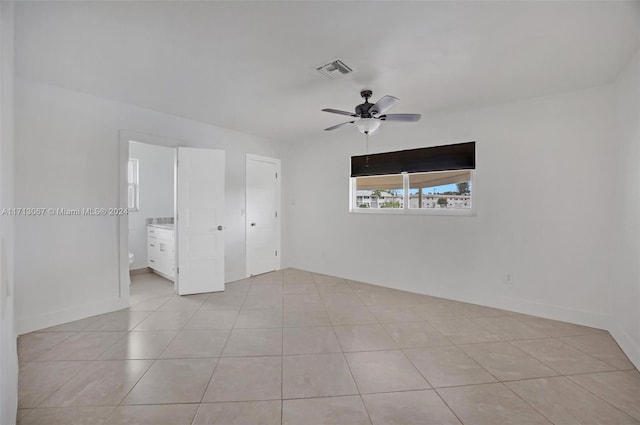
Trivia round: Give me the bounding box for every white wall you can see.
[15,78,281,334]
[611,50,640,367]
[283,84,616,331]
[0,2,18,424]
[128,142,175,270]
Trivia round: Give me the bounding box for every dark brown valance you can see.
[351,141,476,177]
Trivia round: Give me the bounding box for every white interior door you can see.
[177,147,225,295]
[246,155,280,276]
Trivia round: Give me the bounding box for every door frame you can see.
[245,154,281,277]
[118,131,179,301]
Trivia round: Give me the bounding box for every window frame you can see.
[127,158,140,212]
[349,170,476,216]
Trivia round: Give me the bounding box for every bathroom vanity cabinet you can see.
[147,224,175,281]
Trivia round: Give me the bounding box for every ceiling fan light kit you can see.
[322,89,421,135]
[354,118,380,135]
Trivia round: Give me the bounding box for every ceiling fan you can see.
[322,89,421,135]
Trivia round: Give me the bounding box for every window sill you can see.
[349,208,475,216]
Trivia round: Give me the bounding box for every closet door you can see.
[246,154,281,276]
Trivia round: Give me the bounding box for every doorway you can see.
[127,141,176,287]
[119,133,227,299]
[246,154,281,276]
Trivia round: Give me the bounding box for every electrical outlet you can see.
[503,273,513,285]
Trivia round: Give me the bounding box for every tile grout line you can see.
[561,372,640,421]
[504,339,604,376]
[24,360,93,410]
[191,278,253,425]
[498,381,559,424]
[432,343,635,424]
[431,388,466,425]
[359,287,442,392]
[115,287,214,412]
[468,315,545,341]
[360,292,547,425]
[195,278,252,408]
[313,274,374,425]
[32,329,145,411]
[26,331,80,362]
[557,335,632,371]
[356,283,501,406]
[515,339,570,374]
[383,304,532,424]
[330,280,380,425]
[280,271,285,425]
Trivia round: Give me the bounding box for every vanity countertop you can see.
[147,223,174,230]
[146,217,174,230]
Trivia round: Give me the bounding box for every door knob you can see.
[217,225,223,231]
[251,222,257,227]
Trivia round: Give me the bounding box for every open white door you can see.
[246,154,281,276]
[177,147,225,295]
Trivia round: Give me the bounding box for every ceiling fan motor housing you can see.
[356,102,374,118]
[356,89,375,117]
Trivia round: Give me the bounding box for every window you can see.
[350,142,475,215]
[355,174,404,209]
[127,158,139,211]
[409,170,472,210]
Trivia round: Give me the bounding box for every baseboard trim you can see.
[403,285,611,332]
[609,323,640,370]
[151,269,175,282]
[343,270,611,330]
[129,267,152,276]
[17,297,129,335]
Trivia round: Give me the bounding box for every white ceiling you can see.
[14,1,640,143]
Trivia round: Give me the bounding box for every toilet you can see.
[128,252,135,286]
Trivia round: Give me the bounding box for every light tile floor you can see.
[17,269,640,425]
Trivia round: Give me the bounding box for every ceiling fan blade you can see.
[324,121,354,131]
[370,95,399,116]
[322,108,358,117]
[379,113,422,122]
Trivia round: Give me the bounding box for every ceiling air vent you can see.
[316,59,354,79]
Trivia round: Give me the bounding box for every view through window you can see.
[355,174,404,209]
[409,170,472,210]
[350,142,475,214]
[353,170,472,211]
